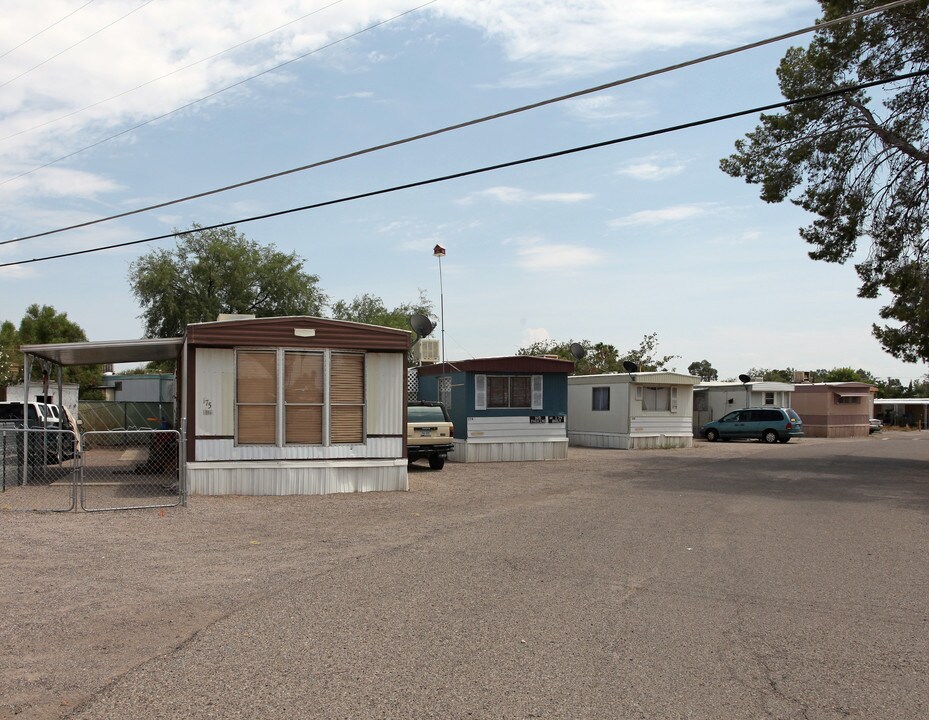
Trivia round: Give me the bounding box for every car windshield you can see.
[409,406,446,422]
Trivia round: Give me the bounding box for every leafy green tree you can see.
[0,320,19,387]
[6,305,103,396]
[330,290,433,331]
[128,225,327,338]
[721,0,929,363]
[746,368,796,383]
[622,332,678,372]
[687,359,718,381]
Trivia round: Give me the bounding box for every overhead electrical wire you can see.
[2,69,924,270]
[0,0,345,145]
[0,0,440,189]
[0,0,96,61]
[0,0,916,248]
[0,0,156,90]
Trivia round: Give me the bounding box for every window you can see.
[641,386,671,411]
[235,349,365,446]
[475,374,542,410]
[438,376,452,409]
[592,387,610,411]
[764,392,775,405]
[836,395,862,405]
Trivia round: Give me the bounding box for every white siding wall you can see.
[195,348,234,436]
[365,353,404,436]
[567,382,630,434]
[465,416,566,440]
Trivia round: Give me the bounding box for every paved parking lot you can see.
[2,432,928,719]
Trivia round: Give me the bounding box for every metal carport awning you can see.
[833,390,872,397]
[20,337,184,367]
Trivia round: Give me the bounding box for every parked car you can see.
[869,418,883,433]
[407,401,454,470]
[0,401,75,462]
[702,407,804,444]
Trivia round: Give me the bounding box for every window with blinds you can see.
[284,352,324,444]
[236,350,278,444]
[330,353,365,444]
[235,349,365,446]
[477,374,543,409]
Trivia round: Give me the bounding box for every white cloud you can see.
[437,0,814,81]
[610,203,721,228]
[511,237,602,272]
[337,91,374,100]
[564,95,654,122]
[463,186,593,205]
[616,154,687,181]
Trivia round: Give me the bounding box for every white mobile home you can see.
[693,380,794,432]
[568,372,700,449]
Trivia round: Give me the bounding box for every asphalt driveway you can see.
[2,432,927,719]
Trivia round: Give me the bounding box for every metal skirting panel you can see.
[195,437,402,461]
[801,424,868,438]
[569,432,692,450]
[449,438,568,463]
[187,459,408,496]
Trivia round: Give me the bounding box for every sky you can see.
[0,0,926,384]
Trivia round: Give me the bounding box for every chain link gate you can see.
[79,429,183,512]
[0,427,78,512]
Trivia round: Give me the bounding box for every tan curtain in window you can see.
[331,353,364,443]
[284,353,323,444]
[237,351,277,444]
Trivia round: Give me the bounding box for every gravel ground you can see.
[1,433,927,719]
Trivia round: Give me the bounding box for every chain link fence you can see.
[80,430,182,512]
[0,427,77,512]
[78,402,175,433]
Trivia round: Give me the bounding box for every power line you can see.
[0,0,155,89]
[0,0,96,61]
[0,0,440,190]
[0,0,345,145]
[2,69,923,270]
[0,0,916,248]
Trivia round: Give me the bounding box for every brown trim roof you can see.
[185,316,410,352]
[417,356,574,376]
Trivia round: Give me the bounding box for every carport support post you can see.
[22,353,31,487]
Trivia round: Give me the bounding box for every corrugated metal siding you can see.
[465,416,566,440]
[195,348,234,436]
[449,438,568,463]
[187,459,408,495]
[568,431,693,450]
[366,353,404,436]
[186,316,410,352]
[628,417,693,436]
[195,437,402,461]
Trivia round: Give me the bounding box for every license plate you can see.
[419,429,432,437]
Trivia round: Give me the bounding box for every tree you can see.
[746,367,796,383]
[721,0,929,363]
[622,332,678,372]
[330,290,434,331]
[128,225,327,338]
[516,339,623,375]
[687,359,718,381]
[4,305,103,396]
[516,333,678,374]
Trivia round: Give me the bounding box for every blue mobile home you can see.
[416,356,573,462]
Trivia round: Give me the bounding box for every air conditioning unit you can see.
[411,338,440,365]
[792,371,812,384]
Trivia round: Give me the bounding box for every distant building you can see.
[790,382,877,438]
[98,373,175,403]
[568,371,701,450]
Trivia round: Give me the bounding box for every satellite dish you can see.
[409,314,436,338]
[623,361,639,373]
[569,343,587,360]
[738,373,752,383]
